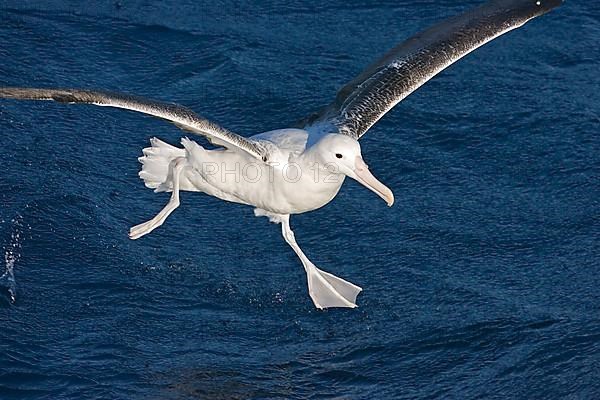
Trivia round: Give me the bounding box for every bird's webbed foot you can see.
[303,259,362,309]
[279,214,362,309]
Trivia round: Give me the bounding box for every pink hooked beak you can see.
[353,156,394,207]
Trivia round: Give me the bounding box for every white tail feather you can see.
[138,138,185,191]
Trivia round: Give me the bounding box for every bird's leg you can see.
[129,157,186,240]
[279,215,362,309]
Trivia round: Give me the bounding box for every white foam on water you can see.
[1,215,24,304]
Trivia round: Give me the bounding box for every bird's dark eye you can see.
[335,153,343,159]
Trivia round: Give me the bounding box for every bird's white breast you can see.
[182,131,344,215]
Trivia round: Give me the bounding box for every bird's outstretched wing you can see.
[0,87,271,161]
[300,0,562,139]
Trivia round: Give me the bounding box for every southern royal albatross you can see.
[0,0,562,308]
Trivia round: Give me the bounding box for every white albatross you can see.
[0,0,562,308]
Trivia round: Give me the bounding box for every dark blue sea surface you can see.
[0,1,598,399]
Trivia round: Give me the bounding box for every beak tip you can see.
[353,159,394,208]
[387,192,395,207]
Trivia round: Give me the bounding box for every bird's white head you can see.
[309,134,394,206]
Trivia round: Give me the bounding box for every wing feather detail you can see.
[301,0,562,139]
[0,87,271,161]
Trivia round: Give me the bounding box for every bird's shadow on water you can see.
[145,309,369,400]
[150,368,269,400]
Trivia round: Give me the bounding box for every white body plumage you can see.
[139,129,353,215]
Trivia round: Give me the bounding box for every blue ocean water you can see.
[0,1,598,398]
